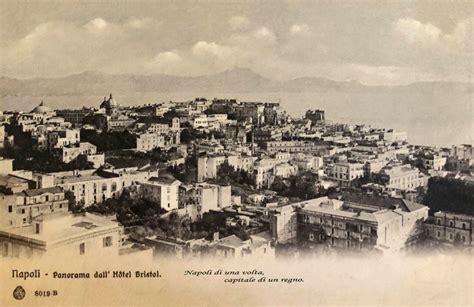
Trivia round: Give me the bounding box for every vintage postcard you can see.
[0,0,473,306]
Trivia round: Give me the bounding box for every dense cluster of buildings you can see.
[0,95,472,260]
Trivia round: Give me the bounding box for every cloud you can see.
[0,17,166,78]
[253,27,276,43]
[192,41,234,58]
[84,18,108,32]
[152,51,181,63]
[290,24,311,36]
[125,17,161,30]
[1,9,471,85]
[445,16,474,54]
[394,18,441,46]
[145,51,185,75]
[229,16,250,31]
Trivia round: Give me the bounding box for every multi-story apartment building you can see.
[14,187,68,227]
[420,153,447,171]
[270,195,428,252]
[53,168,157,207]
[179,183,231,219]
[59,142,100,163]
[330,162,365,187]
[424,211,473,247]
[141,176,181,210]
[206,114,228,130]
[148,123,170,134]
[447,144,474,171]
[252,156,295,189]
[305,109,325,124]
[197,153,257,182]
[377,164,428,192]
[136,133,166,152]
[0,187,69,229]
[253,127,282,144]
[269,204,298,244]
[234,102,265,126]
[47,128,80,149]
[0,212,123,258]
[382,130,408,143]
[291,153,324,172]
[55,108,92,124]
[264,141,327,155]
[263,103,286,126]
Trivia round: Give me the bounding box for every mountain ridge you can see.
[1,68,472,96]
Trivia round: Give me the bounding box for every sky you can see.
[0,0,473,85]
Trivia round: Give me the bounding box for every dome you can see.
[100,93,118,109]
[108,93,117,107]
[31,101,52,114]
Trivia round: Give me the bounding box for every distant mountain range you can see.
[1,68,472,96]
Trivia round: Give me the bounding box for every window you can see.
[103,236,113,247]
[79,243,85,255]
[462,223,466,230]
[8,205,12,213]
[437,231,441,238]
[449,221,454,227]
[437,219,441,225]
[102,183,107,192]
[111,182,117,192]
[21,209,25,214]
[309,233,315,241]
[449,234,453,240]
[35,223,40,234]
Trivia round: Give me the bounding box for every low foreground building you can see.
[0,212,123,258]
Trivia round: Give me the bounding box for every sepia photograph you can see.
[0,0,473,306]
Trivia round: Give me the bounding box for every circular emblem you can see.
[13,286,26,300]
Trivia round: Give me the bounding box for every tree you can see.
[424,177,474,215]
[80,129,136,151]
[66,191,85,213]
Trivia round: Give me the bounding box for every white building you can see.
[136,133,166,152]
[180,183,231,218]
[47,128,80,149]
[54,168,157,207]
[378,164,428,192]
[0,212,123,259]
[420,154,447,171]
[330,162,365,187]
[60,142,102,164]
[141,176,181,210]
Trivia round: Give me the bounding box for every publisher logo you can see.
[13,286,26,300]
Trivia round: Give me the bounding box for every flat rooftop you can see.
[0,212,121,246]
